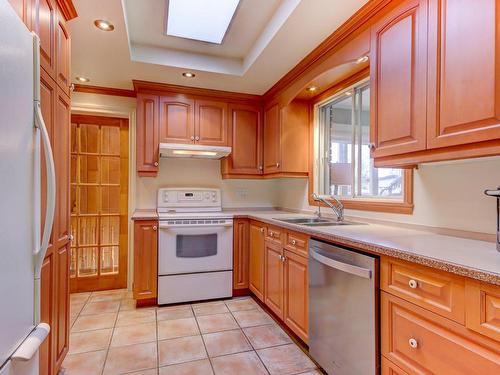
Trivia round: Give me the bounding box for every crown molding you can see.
[56,0,78,21]
[73,84,136,98]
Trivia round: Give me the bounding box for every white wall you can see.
[278,157,500,235]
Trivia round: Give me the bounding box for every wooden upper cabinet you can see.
[34,0,57,77]
[9,0,31,27]
[133,220,158,300]
[195,99,228,146]
[55,4,70,95]
[136,94,159,176]
[427,0,500,148]
[264,240,284,319]
[233,219,249,290]
[249,221,265,301]
[223,103,263,175]
[280,100,309,174]
[370,0,428,158]
[263,104,281,173]
[159,95,195,144]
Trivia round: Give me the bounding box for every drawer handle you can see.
[408,338,418,349]
[408,279,418,289]
[291,239,296,245]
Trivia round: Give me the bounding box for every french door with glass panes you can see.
[70,115,129,292]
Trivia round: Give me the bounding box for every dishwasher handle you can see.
[310,247,372,279]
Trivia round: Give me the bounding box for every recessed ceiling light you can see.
[94,19,114,31]
[356,55,369,64]
[182,72,196,78]
[345,91,352,96]
[75,76,90,83]
[306,86,318,93]
[166,0,240,44]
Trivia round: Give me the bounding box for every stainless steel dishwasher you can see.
[309,239,378,375]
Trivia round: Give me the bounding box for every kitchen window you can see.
[312,78,413,213]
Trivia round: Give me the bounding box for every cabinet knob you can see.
[408,338,418,349]
[259,165,263,171]
[154,161,159,167]
[269,231,273,237]
[195,136,200,141]
[152,225,157,231]
[291,239,296,245]
[408,279,418,289]
[190,136,195,141]
[260,227,264,233]
[368,143,375,150]
[276,162,280,168]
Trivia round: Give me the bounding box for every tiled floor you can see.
[63,289,321,375]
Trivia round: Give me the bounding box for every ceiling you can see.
[69,0,368,94]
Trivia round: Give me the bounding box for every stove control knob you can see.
[204,192,210,199]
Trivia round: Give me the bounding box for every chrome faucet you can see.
[312,193,344,222]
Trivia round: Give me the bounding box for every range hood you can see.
[159,143,231,159]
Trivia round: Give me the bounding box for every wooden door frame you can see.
[70,114,129,292]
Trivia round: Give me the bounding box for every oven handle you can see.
[159,222,234,229]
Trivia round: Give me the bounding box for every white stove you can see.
[156,188,233,305]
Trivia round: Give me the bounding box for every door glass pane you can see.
[101,216,119,245]
[70,216,78,246]
[100,246,119,275]
[78,216,99,246]
[80,124,99,153]
[70,248,76,278]
[79,186,99,214]
[70,185,77,214]
[78,247,98,277]
[176,234,217,258]
[101,126,120,155]
[70,155,77,183]
[101,186,120,214]
[79,155,100,184]
[71,123,78,153]
[101,156,120,184]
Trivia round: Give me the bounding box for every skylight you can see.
[166,0,240,44]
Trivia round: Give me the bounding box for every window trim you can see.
[307,69,414,215]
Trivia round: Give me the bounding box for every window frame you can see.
[307,69,414,214]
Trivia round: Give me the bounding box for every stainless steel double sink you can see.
[273,217,363,227]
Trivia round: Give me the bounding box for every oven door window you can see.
[176,233,217,258]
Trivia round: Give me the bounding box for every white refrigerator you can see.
[0,1,56,374]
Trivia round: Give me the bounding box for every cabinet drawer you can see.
[466,280,500,342]
[382,292,500,375]
[381,257,465,324]
[266,225,283,245]
[284,230,308,257]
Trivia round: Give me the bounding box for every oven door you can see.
[158,219,233,275]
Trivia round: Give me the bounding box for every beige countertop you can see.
[132,208,500,285]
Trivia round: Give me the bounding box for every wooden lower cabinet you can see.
[264,240,284,319]
[382,357,409,375]
[283,250,308,342]
[249,221,265,301]
[382,291,500,374]
[133,220,158,300]
[233,219,249,290]
[465,280,500,342]
[40,250,55,375]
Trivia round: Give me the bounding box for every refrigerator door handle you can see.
[11,323,50,362]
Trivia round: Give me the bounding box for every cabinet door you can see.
[55,5,70,96]
[233,219,249,290]
[226,103,263,175]
[195,99,228,146]
[133,221,158,300]
[136,94,159,176]
[54,243,69,370]
[382,357,410,375]
[33,0,56,77]
[427,0,500,148]
[280,100,309,174]
[284,250,308,342]
[370,0,428,157]
[159,95,195,144]
[39,252,55,375]
[249,222,265,301]
[264,241,284,319]
[465,280,500,342]
[263,104,281,173]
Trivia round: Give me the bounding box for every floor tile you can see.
[69,328,112,354]
[81,300,120,315]
[257,343,316,375]
[158,317,200,340]
[232,309,274,328]
[70,314,77,328]
[203,329,252,357]
[89,290,125,303]
[196,313,238,334]
[70,302,85,316]
[243,324,292,349]
[111,322,157,347]
[120,298,137,311]
[116,308,156,327]
[70,292,91,305]
[71,312,117,332]
[103,342,157,374]
[159,359,213,375]
[157,305,194,321]
[295,371,322,375]
[127,369,158,375]
[158,336,207,366]
[211,351,268,375]
[62,350,107,375]
[192,301,229,316]
[225,298,259,312]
